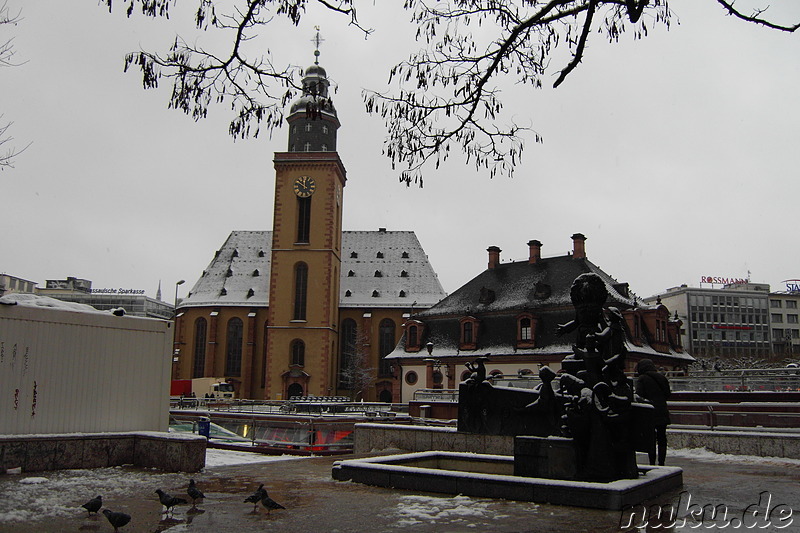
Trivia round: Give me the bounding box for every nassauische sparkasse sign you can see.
[90,288,146,295]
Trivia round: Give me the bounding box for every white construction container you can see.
[0,296,173,434]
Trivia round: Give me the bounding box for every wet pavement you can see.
[1,449,799,532]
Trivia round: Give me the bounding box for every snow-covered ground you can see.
[1,447,798,527]
[0,449,304,525]
[667,448,800,466]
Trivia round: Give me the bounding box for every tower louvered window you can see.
[296,197,311,243]
[293,263,308,320]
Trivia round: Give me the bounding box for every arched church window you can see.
[378,318,396,376]
[340,318,358,388]
[192,318,207,379]
[225,317,243,376]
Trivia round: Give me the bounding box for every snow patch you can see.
[203,449,306,468]
[393,495,513,527]
[18,477,49,484]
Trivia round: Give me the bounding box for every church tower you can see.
[266,37,346,399]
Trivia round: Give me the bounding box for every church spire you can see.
[287,28,339,153]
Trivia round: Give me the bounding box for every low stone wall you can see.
[0,432,206,473]
[354,423,513,455]
[668,428,800,459]
[355,423,800,460]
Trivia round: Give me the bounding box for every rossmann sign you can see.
[700,276,747,285]
[783,280,800,293]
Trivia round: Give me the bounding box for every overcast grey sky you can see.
[3,1,799,303]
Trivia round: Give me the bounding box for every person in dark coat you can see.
[635,358,671,466]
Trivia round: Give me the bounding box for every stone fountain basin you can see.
[332,451,682,510]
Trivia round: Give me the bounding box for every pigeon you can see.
[81,494,102,516]
[260,490,285,515]
[187,479,205,505]
[102,509,131,531]
[244,483,266,512]
[155,489,188,515]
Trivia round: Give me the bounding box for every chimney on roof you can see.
[487,246,501,269]
[528,240,542,264]
[571,233,587,259]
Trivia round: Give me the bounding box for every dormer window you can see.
[400,270,408,278]
[520,318,531,341]
[374,270,383,277]
[350,251,358,258]
[372,290,380,297]
[220,288,228,296]
[232,249,239,257]
[402,251,409,258]
[247,288,255,298]
[516,313,537,348]
[321,144,328,152]
[404,320,425,352]
[322,125,328,134]
[258,250,266,257]
[348,270,355,277]
[399,290,406,297]
[226,268,234,277]
[253,269,260,276]
[376,251,384,259]
[304,142,312,152]
[345,290,352,297]
[459,316,480,350]
[305,123,313,132]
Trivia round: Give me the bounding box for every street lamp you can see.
[172,279,186,379]
[174,279,185,318]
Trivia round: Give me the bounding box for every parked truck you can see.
[171,378,236,399]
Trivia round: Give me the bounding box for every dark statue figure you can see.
[464,356,489,385]
[457,273,654,482]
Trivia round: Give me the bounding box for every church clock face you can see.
[293,176,316,198]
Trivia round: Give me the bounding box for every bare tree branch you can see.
[715,0,799,32]
[99,0,799,186]
[1,2,29,169]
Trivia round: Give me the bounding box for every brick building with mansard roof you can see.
[386,234,694,402]
[172,53,446,401]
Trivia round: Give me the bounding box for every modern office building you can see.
[646,283,772,360]
[768,290,800,358]
[37,276,174,320]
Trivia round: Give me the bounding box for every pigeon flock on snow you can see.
[77,479,284,530]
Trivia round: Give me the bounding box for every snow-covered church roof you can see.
[179,229,447,309]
